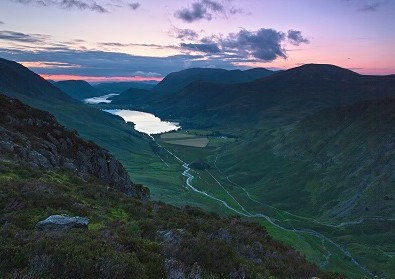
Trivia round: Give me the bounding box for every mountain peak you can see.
[277,63,360,81]
[154,67,276,93]
[54,79,101,100]
[56,79,91,86]
[297,63,358,73]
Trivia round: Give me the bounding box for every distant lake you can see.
[84,93,119,104]
[104,109,180,135]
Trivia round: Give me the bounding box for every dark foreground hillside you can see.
[0,94,342,278]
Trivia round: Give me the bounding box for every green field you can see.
[158,131,210,147]
[163,138,209,147]
[160,132,195,139]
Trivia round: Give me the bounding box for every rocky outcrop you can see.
[0,94,148,199]
[158,229,202,279]
[36,215,89,230]
[165,259,201,279]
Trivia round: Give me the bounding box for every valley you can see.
[81,100,390,278]
[1,58,394,278]
[85,65,395,278]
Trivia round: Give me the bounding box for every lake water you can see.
[84,93,119,104]
[104,109,180,135]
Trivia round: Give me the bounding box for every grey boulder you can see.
[36,215,89,230]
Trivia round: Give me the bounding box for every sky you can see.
[0,0,394,82]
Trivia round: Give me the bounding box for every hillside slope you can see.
[0,94,341,279]
[54,80,101,100]
[0,58,154,178]
[94,81,157,94]
[272,98,395,219]
[210,97,395,277]
[109,87,152,104]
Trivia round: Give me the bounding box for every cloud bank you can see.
[287,30,310,45]
[128,2,140,10]
[175,0,241,22]
[179,28,309,62]
[9,0,142,13]
[341,0,388,12]
[10,0,108,12]
[0,30,49,43]
[181,43,221,53]
[171,28,199,41]
[359,1,382,11]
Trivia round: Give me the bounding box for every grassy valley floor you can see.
[125,127,394,279]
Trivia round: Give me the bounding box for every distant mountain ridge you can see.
[109,87,151,104]
[54,80,101,100]
[261,63,360,82]
[94,81,157,94]
[109,67,277,109]
[128,64,395,128]
[153,67,276,93]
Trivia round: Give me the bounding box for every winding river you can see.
[151,137,375,277]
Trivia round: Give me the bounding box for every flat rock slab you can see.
[36,215,89,231]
